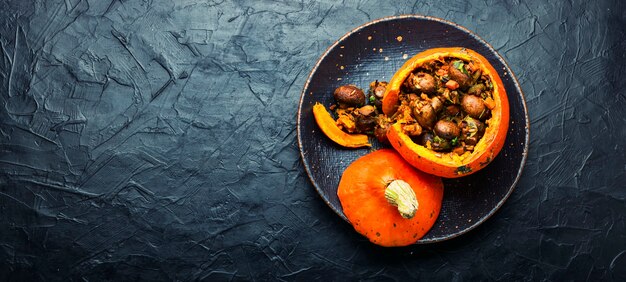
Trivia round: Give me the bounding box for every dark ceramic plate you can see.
[297,15,529,243]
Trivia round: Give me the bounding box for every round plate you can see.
[297,15,529,243]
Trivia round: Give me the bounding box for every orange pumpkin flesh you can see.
[337,149,443,247]
[313,103,371,148]
[383,47,510,178]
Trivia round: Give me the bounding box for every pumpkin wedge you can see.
[337,149,443,247]
[313,102,371,148]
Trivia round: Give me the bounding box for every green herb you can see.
[452,60,463,70]
[451,137,459,146]
[369,96,376,103]
[433,135,444,144]
[452,60,469,76]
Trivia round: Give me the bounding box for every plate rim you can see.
[296,14,530,244]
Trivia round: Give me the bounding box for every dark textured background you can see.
[1,0,624,280]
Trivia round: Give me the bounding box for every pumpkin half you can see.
[383,47,510,178]
[337,149,443,247]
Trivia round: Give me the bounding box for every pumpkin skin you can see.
[313,102,371,148]
[337,149,444,247]
[383,47,510,178]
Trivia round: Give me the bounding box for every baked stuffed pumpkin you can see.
[382,47,510,178]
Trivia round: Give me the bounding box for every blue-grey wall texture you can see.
[1,0,624,280]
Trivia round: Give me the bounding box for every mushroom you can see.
[374,85,386,98]
[355,116,377,133]
[357,105,376,116]
[412,102,437,130]
[418,132,435,146]
[434,120,461,140]
[418,132,453,151]
[407,72,436,94]
[448,60,471,89]
[334,85,365,108]
[445,105,461,116]
[461,94,487,119]
[460,116,485,143]
[430,96,444,113]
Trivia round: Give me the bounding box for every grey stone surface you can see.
[1,0,625,280]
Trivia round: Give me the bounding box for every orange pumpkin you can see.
[337,149,443,247]
[313,103,371,148]
[383,47,509,178]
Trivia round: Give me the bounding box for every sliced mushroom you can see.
[430,96,444,113]
[357,105,376,116]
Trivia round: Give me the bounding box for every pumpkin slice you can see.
[383,47,509,178]
[337,149,443,247]
[313,102,371,148]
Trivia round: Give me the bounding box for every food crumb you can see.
[396,36,403,42]
[403,54,409,59]
[337,77,342,81]
[340,45,345,49]
[379,48,383,53]
[367,35,372,40]
[384,56,389,61]
[373,48,377,51]
[340,66,344,70]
